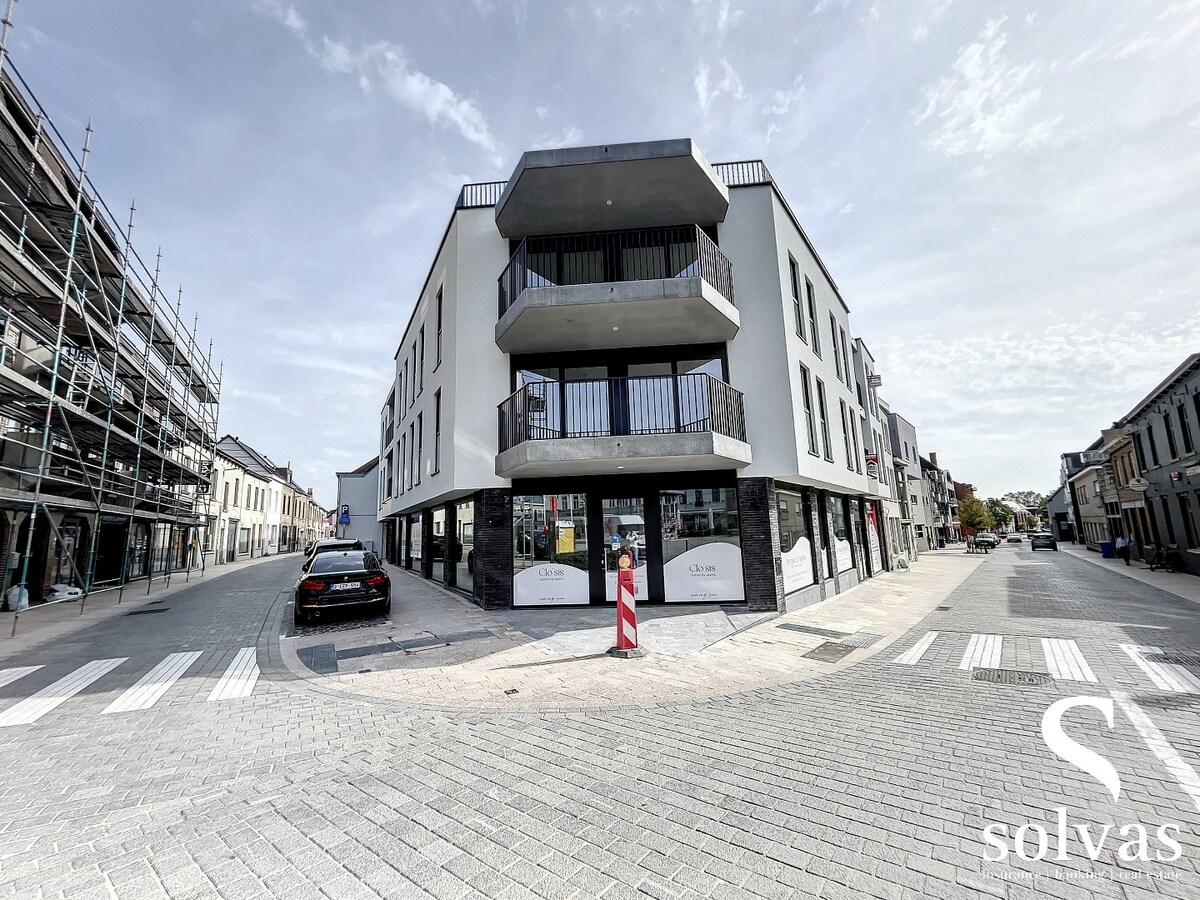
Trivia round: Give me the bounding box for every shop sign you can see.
[835,538,854,573]
[865,453,879,479]
[514,564,590,606]
[782,538,815,594]
[662,542,745,603]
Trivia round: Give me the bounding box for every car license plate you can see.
[331,582,361,591]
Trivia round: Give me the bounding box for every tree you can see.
[986,499,1013,532]
[959,495,995,534]
[1002,490,1046,512]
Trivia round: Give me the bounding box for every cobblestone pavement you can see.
[0,549,1199,898]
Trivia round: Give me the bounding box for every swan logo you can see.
[981,698,1182,864]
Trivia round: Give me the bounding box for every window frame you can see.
[816,379,833,461]
[799,363,818,455]
[805,278,820,356]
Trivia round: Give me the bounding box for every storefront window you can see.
[456,500,474,594]
[777,488,816,594]
[407,513,421,568]
[431,507,446,582]
[660,487,743,603]
[513,494,589,606]
[830,495,853,573]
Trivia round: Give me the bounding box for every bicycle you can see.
[1148,545,1181,573]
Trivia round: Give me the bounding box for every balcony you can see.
[495,225,739,353]
[496,373,751,478]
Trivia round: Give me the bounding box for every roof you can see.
[1119,353,1200,424]
[338,457,380,477]
[216,435,280,481]
[1067,465,1103,484]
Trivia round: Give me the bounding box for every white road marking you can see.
[0,658,126,727]
[894,631,940,665]
[102,651,203,714]
[206,648,259,702]
[0,666,42,688]
[1112,690,1200,814]
[959,634,1003,670]
[1041,639,1098,683]
[1119,644,1200,694]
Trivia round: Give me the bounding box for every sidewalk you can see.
[278,552,985,711]
[0,552,291,660]
[1060,543,1200,605]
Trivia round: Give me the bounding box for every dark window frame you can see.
[805,278,820,356]
[435,287,444,369]
[788,255,806,342]
[816,379,833,461]
[799,364,818,456]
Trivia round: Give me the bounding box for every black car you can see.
[302,538,364,569]
[1029,532,1058,551]
[294,550,390,626]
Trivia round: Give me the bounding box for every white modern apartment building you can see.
[377,140,897,612]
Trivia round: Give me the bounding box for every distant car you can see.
[1030,532,1058,551]
[294,550,390,626]
[974,533,999,549]
[1006,533,1023,544]
[303,538,364,569]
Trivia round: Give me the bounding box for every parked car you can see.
[294,550,390,626]
[1006,533,1023,544]
[974,533,999,549]
[302,538,364,570]
[1030,532,1058,551]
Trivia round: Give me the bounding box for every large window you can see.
[435,288,443,366]
[777,488,816,593]
[831,315,842,381]
[1182,403,1196,455]
[407,423,415,489]
[238,528,250,555]
[431,507,446,583]
[1164,412,1179,459]
[799,365,817,455]
[433,390,442,474]
[1180,494,1197,549]
[840,400,853,469]
[817,379,833,460]
[806,278,820,355]
[839,327,851,387]
[456,500,474,594]
[1147,425,1161,466]
[661,487,742,603]
[415,413,423,485]
[852,415,863,474]
[829,495,853,572]
[789,256,805,341]
[1159,496,1176,543]
[418,326,425,395]
[512,494,589,606]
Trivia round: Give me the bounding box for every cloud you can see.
[838,203,854,214]
[762,75,804,117]
[693,0,745,40]
[530,125,585,150]
[914,16,1059,156]
[253,1,501,164]
[911,0,954,43]
[694,58,745,113]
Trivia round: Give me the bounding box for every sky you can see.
[9,0,1199,505]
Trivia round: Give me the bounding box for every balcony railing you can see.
[499,373,746,452]
[498,225,734,317]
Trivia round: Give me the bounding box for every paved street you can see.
[1,549,1199,899]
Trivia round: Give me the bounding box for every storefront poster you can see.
[514,564,589,606]
[782,537,815,594]
[868,524,882,572]
[662,542,745,603]
[835,538,854,573]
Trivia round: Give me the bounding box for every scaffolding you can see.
[0,31,220,606]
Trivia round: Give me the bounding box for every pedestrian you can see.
[1115,534,1131,566]
[966,534,975,554]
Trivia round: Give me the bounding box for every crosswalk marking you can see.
[894,631,940,665]
[959,634,1002,670]
[0,666,42,689]
[102,652,203,714]
[1119,644,1200,694]
[1041,639,1097,683]
[207,648,259,702]
[0,658,126,727]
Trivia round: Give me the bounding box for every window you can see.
[831,315,842,381]
[1163,412,1179,459]
[1159,496,1176,544]
[1177,403,1194,455]
[1180,494,1198,548]
[401,362,408,418]
[839,400,853,469]
[816,379,833,461]
[903,441,909,460]
[233,478,239,507]
[1133,432,1148,471]
[223,482,229,511]
[853,416,863,474]
[407,422,415,489]
[839,327,850,386]
[415,413,423,485]
[385,451,393,499]
[399,434,407,494]
[789,256,805,341]
[433,390,442,474]
[1147,425,1161,466]
[410,344,417,406]
[435,287,444,366]
[799,364,818,454]
[418,326,425,395]
[805,278,820,355]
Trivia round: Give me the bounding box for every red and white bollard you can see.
[608,551,647,658]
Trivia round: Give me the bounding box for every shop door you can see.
[601,498,647,603]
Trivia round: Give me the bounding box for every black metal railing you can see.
[498,224,734,316]
[498,373,746,452]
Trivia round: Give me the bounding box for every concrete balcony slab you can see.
[495,431,752,479]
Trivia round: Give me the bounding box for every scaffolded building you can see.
[0,50,220,604]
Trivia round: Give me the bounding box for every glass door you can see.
[602,498,646,603]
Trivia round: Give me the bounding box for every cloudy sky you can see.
[10,0,1198,504]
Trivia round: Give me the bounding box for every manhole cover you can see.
[936,606,951,611]
[777,623,850,638]
[973,668,1052,687]
[1147,652,1200,667]
[126,608,169,615]
[841,632,883,648]
[803,642,856,663]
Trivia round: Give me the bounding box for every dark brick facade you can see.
[737,478,784,612]
[472,488,513,610]
[419,510,434,580]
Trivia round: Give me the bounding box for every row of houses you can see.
[1049,354,1200,577]
[338,139,973,613]
[209,436,332,565]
